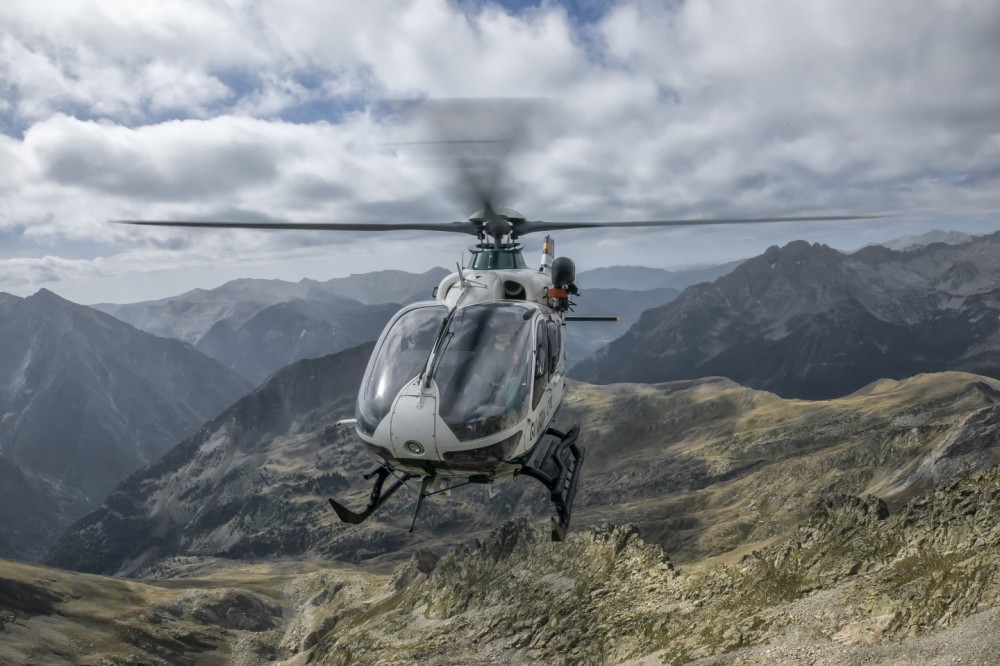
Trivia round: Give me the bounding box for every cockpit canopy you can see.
[357,301,535,441]
[465,246,528,271]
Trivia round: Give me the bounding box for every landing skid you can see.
[518,425,585,542]
[327,465,416,525]
[328,426,585,543]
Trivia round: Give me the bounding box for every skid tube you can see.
[328,464,416,525]
[517,425,585,542]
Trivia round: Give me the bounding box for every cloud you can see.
[28,115,278,198]
[0,254,105,289]
[0,1,265,126]
[0,0,998,302]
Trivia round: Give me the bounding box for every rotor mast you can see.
[469,205,527,249]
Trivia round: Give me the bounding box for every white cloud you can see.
[0,0,998,302]
[0,0,267,125]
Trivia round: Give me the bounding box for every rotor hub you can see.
[467,206,526,223]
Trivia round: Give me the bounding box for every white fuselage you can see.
[354,261,565,480]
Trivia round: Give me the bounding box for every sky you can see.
[1,0,999,304]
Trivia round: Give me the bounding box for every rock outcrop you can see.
[5,466,1000,664]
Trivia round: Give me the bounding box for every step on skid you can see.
[517,425,585,542]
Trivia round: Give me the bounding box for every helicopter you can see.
[122,203,876,541]
[120,96,877,540]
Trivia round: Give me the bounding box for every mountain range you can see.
[573,232,1000,398]
[0,289,251,561]
[92,269,449,343]
[30,357,1000,663]
[576,259,746,291]
[92,267,682,377]
[877,228,973,251]
[47,335,1000,576]
[4,228,1000,663]
[8,230,993,566]
[93,269,448,384]
[85,230,972,389]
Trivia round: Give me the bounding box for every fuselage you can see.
[354,245,566,480]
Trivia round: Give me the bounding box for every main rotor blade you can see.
[515,214,886,235]
[116,219,480,235]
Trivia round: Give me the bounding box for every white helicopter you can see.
[123,202,874,540]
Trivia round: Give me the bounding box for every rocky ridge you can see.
[297,461,1000,664]
[5,465,1000,664]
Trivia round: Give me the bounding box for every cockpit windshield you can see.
[356,301,535,442]
[356,304,444,435]
[433,303,533,441]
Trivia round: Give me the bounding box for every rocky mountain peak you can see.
[29,287,60,299]
[24,288,80,311]
[754,239,842,272]
[573,231,1000,397]
[944,259,980,289]
[849,243,897,263]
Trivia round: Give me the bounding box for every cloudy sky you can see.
[2,0,999,304]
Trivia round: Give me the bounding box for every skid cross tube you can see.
[328,465,416,525]
[518,425,585,541]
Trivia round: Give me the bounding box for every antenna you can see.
[539,234,554,272]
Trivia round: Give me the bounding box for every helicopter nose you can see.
[389,394,437,459]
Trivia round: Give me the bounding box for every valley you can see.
[4,236,1000,664]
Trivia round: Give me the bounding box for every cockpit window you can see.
[434,303,534,441]
[356,301,536,442]
[466,249,528,270]
[356,304,445,435]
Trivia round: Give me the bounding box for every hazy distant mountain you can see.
[573,232,1000,398]
[195,296,401,384]
[92,268,448,383]
[566,263,746,360]
[577,266,675,290]
[577,232,977,294]
[0,289,252,561]
[876,229,974,252]
[92,280,300,345]
[305,268,450,304]
[577,260,745,291]
[93,268,448,345]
